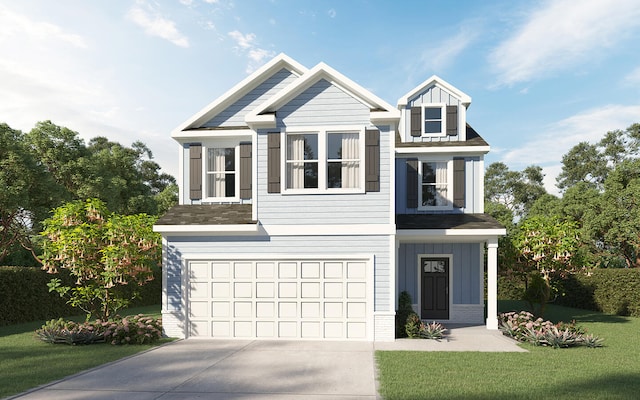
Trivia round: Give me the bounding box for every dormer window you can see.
[410,104,458,137]
[206,147,237,198]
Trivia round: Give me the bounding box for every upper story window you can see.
[206,147,237,199]
[283,127,364,193]
[420,161,451,208]
[410,104,458,138]
[423,106,443,135]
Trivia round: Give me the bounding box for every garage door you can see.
[187,259,370,340]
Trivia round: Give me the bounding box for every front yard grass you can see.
[0,305,171,399]
[376,301,640,400]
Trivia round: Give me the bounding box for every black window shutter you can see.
[406,158,418,209]
[267,132,281,193]
[189,143,202,200]
[365,129,380,192]
[410,107,422,137]
[239,142,252,199]
[453,158,465,208]
[446,105,458,136]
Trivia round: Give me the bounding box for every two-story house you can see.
[154,53,505,341]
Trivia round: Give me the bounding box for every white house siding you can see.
[395,157,482,214]
[397,242,481,305]
[162,234,393,338]
[203,68,298,128]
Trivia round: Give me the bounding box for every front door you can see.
[421,257,449,320]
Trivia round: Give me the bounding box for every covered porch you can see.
[395,213,505,330]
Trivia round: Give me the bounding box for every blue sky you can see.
[2,0,640,195]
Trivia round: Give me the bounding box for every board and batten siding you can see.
[397,242,481,305]
[395,157,482,214]
[162,234,392,312]
[204,68,299,128]
[403,84,462,143]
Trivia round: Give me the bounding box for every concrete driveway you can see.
[13,340,378,400]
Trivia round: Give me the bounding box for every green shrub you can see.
[35,314,162,345]
[395,291,414,338]
[404,313,446,340]
[556,269,640,317]
[498,311,602,348]
[0,265,162,326]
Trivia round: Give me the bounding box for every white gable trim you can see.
[397,75,472,108]
[245,62,400,128]
[172,53,307,137]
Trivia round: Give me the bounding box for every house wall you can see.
[397,242,482,305]
[402,84,464,143]
[254,79,393,225]
[162,234,393,313]
[395,156,482,214]
[203,68,299,128]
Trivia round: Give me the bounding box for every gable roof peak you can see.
[172,53,308,137]
[246,60,400,127]
[397,74,472,108]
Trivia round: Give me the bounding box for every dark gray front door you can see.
[421,257,449,319]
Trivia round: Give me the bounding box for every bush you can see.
[405,312,446,340]
[0,265,162,326]
[395,291,414,338]
[498,311,603,348]
[35,314,162,345]
[498,276,525,300]
[556,269,640,317]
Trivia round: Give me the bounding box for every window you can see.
[327,132,360,189]
[286,133,318,189]
[420,160,452,209]
[423,107,443,135]
[206,147,236,198]
[283,127,363,193]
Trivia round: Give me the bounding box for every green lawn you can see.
[0,305,171,399]
[376,301,640,400]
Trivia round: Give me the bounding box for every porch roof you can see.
[396,213,504,230]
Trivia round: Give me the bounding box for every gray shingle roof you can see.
[395,124,489,148]
[155,204,255,226]
[396,213,504,230]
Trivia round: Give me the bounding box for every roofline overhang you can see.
[395,146,490,155]
[396,228,506,243]
[153,224,259,236]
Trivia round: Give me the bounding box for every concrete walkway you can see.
[12,327,524,400]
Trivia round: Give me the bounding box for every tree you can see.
[511,215,579,316]
[557,123,640,191]
[584,159,640,268]
[0,123,57,263]
[40,199,160,320]
[485,162,546,220]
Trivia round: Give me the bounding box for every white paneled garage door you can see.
[186,258,370,340]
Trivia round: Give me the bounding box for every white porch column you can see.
[486,238,499,330]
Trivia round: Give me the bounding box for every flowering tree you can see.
[511,215,579,317]
[40,199,160,320]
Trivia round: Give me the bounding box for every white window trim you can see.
[201,139,241,202]
[281,125,366,194]
[421,103,447,137]
[418,157,454,211]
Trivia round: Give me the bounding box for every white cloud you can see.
[0,4,87,48]
[418,26,477,73]
[625,66,640,85]
[228,30,275,73]
[126,4,189,48]
[489,0,640,86]
[500,104,640,194]
[328,8,336,18]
